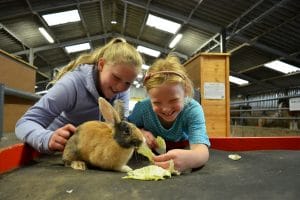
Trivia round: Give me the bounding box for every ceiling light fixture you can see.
[264,60,300,74]
[42,9,81,26]
[36,90,48,95]
[142,64,150,70]
[111,20,117,24]
[146,14,181,34]
[38,27,54,43]
[137,73,143,79]
[137,45,161,58]
[111,0,117,24]
[229,76,249,86]
[65,43,91,53]
[169,34,183,48]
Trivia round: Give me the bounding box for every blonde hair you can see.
[143,55,194,98]
[48,37,143,86]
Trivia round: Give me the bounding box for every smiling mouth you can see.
[162,111,175,118]
[106,88,117,98]
[111,88,118,94]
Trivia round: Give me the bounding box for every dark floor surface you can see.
[1,148,299,200]
[0,132,22,148]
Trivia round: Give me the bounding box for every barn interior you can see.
[1,0,299,138]
[1,1,300,199]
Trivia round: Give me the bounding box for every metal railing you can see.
[0,83,40,138]
[230,94,300,105]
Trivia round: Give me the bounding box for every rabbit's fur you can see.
[62,97,144,172]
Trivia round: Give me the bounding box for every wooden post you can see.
[184,53,230,137]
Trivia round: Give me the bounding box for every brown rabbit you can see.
[62,97,144,172]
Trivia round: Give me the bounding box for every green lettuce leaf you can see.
[122,165,171,181]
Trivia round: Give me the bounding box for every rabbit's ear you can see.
[113,99,125,121]
[98,97,121,124]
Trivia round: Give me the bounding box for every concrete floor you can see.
[1,148,299,200]
[0,132,22,148]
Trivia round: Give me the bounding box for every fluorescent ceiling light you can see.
[36,90,48,95]
[142,64,150,70]
[129,100,138,111]
[264,60,300,74]
[111,20,117,24]
[137,73,143,79]
[146,14,181,34]
[229,76,249,86]
[137,45,161,57]
[42,10,81,26]
[38,27,54,43]
[65,43,91,53]
[169,34,183,48]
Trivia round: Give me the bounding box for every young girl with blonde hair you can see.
[16,37,143,153]
[128,55,210,172]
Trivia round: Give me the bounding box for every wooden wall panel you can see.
[0,50,37,133]
[4,96,33,132]
[0,50,36,93]
[185,53,230,137]
[185,58,200,88]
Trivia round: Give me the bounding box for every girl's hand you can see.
[48,124,76,152]
[141,129,157,149]
[153,149,189,172]
[153,144,209,172]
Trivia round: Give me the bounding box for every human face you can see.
[98,60,138,99]
[148,83,185,123]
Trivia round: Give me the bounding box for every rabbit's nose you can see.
[131,138,143,147]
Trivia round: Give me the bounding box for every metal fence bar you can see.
[0,84,4,139]
[231,116,300,120]
[231,108,290,112]
[230,94,300,105]
[0,84,40,138]
[4,87,40,101]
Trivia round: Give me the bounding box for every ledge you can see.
[0,143,40,174]
[1,136,300,174]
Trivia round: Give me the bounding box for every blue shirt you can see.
[128,98,210,146]
[15,64,130,153]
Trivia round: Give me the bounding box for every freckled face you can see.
[148,83,185,123]
[98,60,138,99]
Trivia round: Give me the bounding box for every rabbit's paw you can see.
[70,161,87,170]
[120,165,133,172]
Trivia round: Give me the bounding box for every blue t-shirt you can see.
[128,98,210,147]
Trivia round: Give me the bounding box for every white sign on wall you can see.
[203,82,225,99]
[289,97,300,111]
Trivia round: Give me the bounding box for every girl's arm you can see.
[15,73,77,153]
[153,143,209,172]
